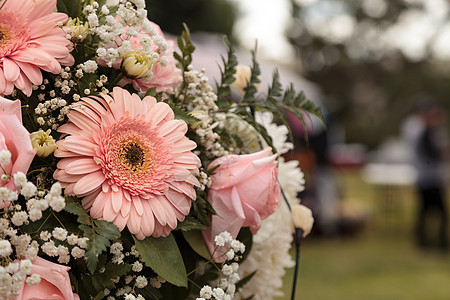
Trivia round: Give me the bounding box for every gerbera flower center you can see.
[0,11,30,57]
[120,141,146,171]
[98,116,174,196]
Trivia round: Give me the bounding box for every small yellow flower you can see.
[65,18,89,42]
[30,129,57,158]
[121,51,156,79]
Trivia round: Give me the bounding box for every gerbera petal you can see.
[164,189,191,215]
[131,195,144,216]
[90,192,108,219]
[120,196,131,218]
[103,193,117,222]
[168,182,196,200]
[0,68,6,94]
[111,188,123,214]
[14,61,42,85]
[150,196,167,226]
[73,171,105,195]
[3,58,20,82]
[113,213,128,231]
[157,197,178,229]
[81,189,101,211]
[61,137,96,156]
[25,0,60,20]
[54,169,83,184]
[13,72,32,96]
[68,111,100,133]
[65,158,101,175]
[147,102,173,125]
[141,201,155,237]
[127,205,142,234]
[172,139,197,152]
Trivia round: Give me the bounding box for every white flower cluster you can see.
[105,242,167,299]
[33,74,72,130]
[39,227,89,264]
[0,169,91,298]
[196,232,245,300]
[0,259,40,298]
[183,67,231,158]
[86,0,168,74]
[197,169,212,191]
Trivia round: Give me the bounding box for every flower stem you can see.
[291,227,304,300]
[0,0,8,10]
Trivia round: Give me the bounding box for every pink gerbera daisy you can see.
[54,87,200,239]
[0,0,74,96]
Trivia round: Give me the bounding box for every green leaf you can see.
[65,201,92,225]
[237,227,253,262]
[80,220,121,274]
[175,23,196,72]
[145,87,157,97]
[191,194,216,226]
[176,216,205,232]
[242,48,261,102]
[92,262,132,291]
[182,230,211,260]
[57,0,80,18]
[216,36,238,101]
[169,104,198,124]
[133,234,187,287]
[92,291,105,300]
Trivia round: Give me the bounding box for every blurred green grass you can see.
[276,169,450,300]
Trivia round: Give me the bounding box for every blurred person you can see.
[402,100,449,250]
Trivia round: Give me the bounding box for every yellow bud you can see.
[66,18,89,42]
[30,129,57,158]
[122,51,155,79]
[291,204,314,238]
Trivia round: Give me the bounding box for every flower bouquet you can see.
[0,0,320,299]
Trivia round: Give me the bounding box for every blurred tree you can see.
[288,0,450,148]
[146,0,236,37]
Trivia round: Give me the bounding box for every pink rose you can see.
[99,21,182,93]
[0,96,35,208]
[202,148,280,257]
[15,257,79,300]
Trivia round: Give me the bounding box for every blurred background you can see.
[147,0,450,298]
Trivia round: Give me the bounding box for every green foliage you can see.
[80,220,121,274]
[65,200,91,225]
[176,216,206,232]
[145,87,158,97]
[133,234,188,287]
[169,103,199,124]
[213,42,324,149]
[56,0,80,18]
[92,262,132,291]
[65,201,121,274]
[174,24,196,73]
[216,36,238,103]
[191,194,216,227]
[182,230,211,260]
[236,227,253,262]
[242,49,261,103]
